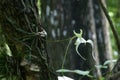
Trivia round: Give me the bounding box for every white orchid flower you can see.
[58,76,74,80]
[73,29,93,60]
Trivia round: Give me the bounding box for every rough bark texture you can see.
[0,0,57,80]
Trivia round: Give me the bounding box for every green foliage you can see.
[57,69,90,77]
[0,43,12,57]
[0,54,13,80]
[107,0,120,56]
[0,27,21,80]
[58,59,116,80]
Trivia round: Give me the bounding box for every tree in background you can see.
[41,0,72,71]
[41,0,113,80]
[93,0,113,73]
[0,0,57,80]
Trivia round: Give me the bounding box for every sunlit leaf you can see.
[5,43,12,56]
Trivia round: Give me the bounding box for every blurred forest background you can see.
[0,0,120,80]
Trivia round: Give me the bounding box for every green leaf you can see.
[56,69,90,76]
[103,59,117,65]
[5,43,12,56]
[72,70,90,76]
[57,69,72,73]
[95,65,108,69]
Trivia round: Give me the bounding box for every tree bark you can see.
[88,0,102,78]
[101,0,113,70]
[0,0,57,80]
[93,0,113,74]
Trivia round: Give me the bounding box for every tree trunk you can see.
[0,0,57,80]
[88,0,102,78]
[93,0,113,73]
[101,0,113,70]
